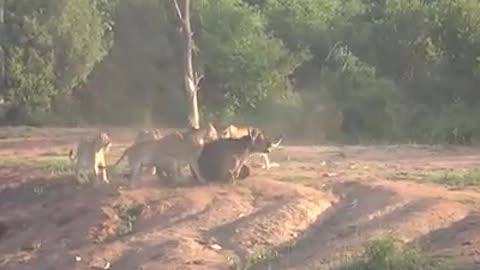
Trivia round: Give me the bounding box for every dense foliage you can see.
[0,0,117,124]
[2,0,480,144]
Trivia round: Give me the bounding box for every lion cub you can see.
[220,124,283,169]
[104,123,218,184]
[193,128,272,184]
[69,131,112,184]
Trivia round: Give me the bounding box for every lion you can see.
[134,128,162,143]
[102,123,218,185]
[220,124,283,170]
[192,128,272,184]
[132,128,162,175]
[68,131,112,185]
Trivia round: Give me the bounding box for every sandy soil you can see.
[0,127,480,270]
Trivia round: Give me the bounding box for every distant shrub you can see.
[336,235,449,270]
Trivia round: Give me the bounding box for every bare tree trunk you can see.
[174,0,202,129]
[0,0,5,94]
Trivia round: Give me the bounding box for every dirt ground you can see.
[1,127,480,270]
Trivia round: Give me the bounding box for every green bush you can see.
[5,0,480,145]
[337,236,449,270]
[2,0,117,124]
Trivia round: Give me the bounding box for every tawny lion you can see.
[220,124,283,169]
[69,131,112,184]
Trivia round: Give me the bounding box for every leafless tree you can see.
[0,0,5,94]
[173,0,203,129]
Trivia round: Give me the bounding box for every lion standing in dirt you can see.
[220,124,283,170]
[104,123,218,185]
[68,131,112,184]
[132,128,162,175]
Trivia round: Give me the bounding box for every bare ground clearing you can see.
[0,127,480,270]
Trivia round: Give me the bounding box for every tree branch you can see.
[194,72,204,89]
[173,0,183,20]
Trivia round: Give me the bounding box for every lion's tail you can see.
[98,147,129,170]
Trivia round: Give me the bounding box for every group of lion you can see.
[68,123,283,187]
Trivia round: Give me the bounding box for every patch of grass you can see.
[0,157,73,175]
[115,203,144,237]
[389,168,480,188]
[38,158,73,175]
[335,235,450,270]
[424,169,480,188]
[0,126,37,139]
[228,235,452,270]
[278,175,313,184]
[390,171,425,181]
[1,153,133,179]
[0,158,26,167]
[229,247,279,270]
[39,150,66,157]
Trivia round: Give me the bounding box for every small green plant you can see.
[116,203,144,237]
[336,235,449,270]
